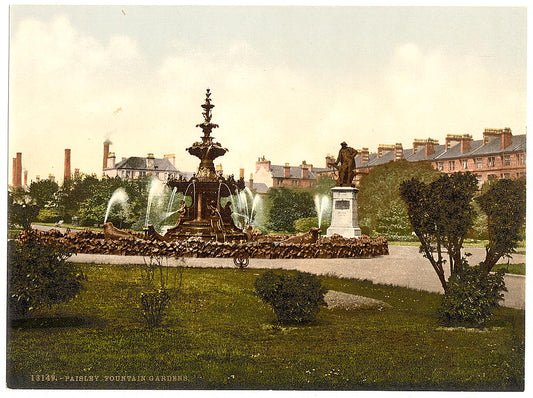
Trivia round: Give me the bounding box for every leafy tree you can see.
[476,178,526,273]
[8,191,39,230]
[358,160,441,236]
[8,235,84,318]
[29,179,59,208]
[266,187,316,233]
[399,172,478,290]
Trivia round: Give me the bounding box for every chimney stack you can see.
[394,143,403,161]
[501,127,512,149]
[64,148,71,182]
[283,163,291,179]
[445,134,473,153]
[256,155,271,172]
[413,138,439,157]
[103,140,111,170]
[377,144,395,158]
[360,148,369,163]
[12,158,16,187]
[239,168,245,180]
[301,161,309,179]
[145,153,154,169]
[107,152,116,169]
[16,153,22,187]
[164,153,176,166]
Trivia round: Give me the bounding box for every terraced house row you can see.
[332,127,526,185]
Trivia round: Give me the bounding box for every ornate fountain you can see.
[164,89,246,242]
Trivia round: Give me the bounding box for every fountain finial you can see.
[197,88,219,138]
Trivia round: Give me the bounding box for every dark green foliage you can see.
[254,270,328,323]
[8,202,40,230]
[476,178,526,273]
[294,217,329,234]
[439,265,507,326]
[400,172,479,290]
[8,236,84,318]
[29,179,59,208]
[266,187,316,233]
[358,160,441,236]
[375,203,412,239]
[140,289,171,328]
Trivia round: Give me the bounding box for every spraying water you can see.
[104,188,129,223]
[167,186,178,213]
[145,178,166,226]
[314,194,330,230]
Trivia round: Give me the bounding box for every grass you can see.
[493,263,525,276]
[7,263,524,391]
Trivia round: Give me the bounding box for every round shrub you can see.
[438,265,507,326]
[8,236,84,318]
[254,270,328,324]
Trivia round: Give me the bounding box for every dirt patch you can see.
[325,290,391,310]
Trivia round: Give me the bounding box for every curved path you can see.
[68,245,525,310]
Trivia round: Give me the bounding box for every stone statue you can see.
[330,142,358,187]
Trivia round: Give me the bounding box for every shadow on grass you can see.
[9,315,104,329]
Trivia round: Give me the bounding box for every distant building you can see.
[254,156,332,189]
[351,127,525,185]
[102,142,180,181]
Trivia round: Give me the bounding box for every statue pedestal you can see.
[326,187,362,238]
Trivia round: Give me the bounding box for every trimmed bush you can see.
[254,270,328,324]
[439,264,507,326]
[8,236,84,318]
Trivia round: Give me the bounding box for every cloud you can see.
[9,16,526,184]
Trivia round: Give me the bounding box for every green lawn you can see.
[493,263,526,276]
[7,263,524,390]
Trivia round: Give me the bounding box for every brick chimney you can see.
[146,153,154,169]
[103,140,111,170]
[445,134,473,153]
[239,168,245,180]
[394,143,403,161]
[301,161,309,179]
[501,127,512,149]
[107,152,116,169]
[64,149,71,182]
[360,148,369,163]
[15,152,22,187]
[377,144,394,158]
[164,153,176,166]
[284,163,291,178]
[12,158,16,187]
[413,138,439,157]
[256,156,271,172]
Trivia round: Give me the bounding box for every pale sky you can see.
[8,4,527,184]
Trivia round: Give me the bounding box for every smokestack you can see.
[103,140,111,170]
[12,158,16,187]
[15,152,22,187]
[239,168,245,179]
[64,149,71,182]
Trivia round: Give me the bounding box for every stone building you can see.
[102,142,180,181]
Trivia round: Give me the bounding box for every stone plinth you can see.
[326,187,362,238]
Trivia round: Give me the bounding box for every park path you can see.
[68,245,525,310]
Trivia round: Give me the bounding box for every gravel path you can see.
[68,246,525,310]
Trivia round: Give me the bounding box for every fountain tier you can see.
[164,89,246,242]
